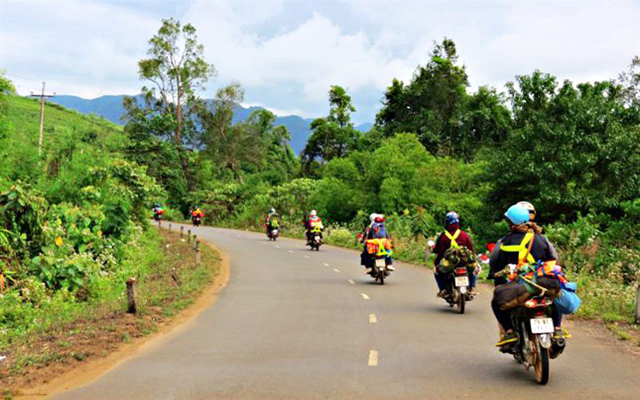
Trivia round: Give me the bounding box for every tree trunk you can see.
[174,85,194,191]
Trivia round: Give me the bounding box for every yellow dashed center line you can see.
[288,250,294,253]
[347,279,355,285]
[369,314,377,324]
[361,293,370,300]
[323,263,330,267]
[368,350,378,366]
[333,268,340,273]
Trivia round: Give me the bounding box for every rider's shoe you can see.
[495,332,518,348]
[386,265,396,271]
[436,290,447,298]
[468,287,478,296]
[554,327,571,339]
[365,268,373,274]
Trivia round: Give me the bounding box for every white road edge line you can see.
[347,279,355,285]
[333,268,340,273]
[369,314,377,324]
[361,293,370,300]
[368,350,378,366]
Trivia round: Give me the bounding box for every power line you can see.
[28,82,55,157]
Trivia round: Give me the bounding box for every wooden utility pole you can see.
[29,82,55,156]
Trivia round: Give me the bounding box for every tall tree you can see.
[133,18,215,190]
[302,85,360,171]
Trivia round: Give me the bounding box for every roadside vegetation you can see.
[114,23,638,328]
[0,72,219,396]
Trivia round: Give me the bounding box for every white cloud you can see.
[2,0,638,123]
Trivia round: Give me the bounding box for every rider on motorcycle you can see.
[362,214,395,274]
[490,204,564,348]
[488,201,559,286]
[152,203,164,220]
[305,210,324,245]
[191,206,205,221]
[265,208,279,236]
[433,211,476,297]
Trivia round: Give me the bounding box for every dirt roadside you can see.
[8,229,231,399]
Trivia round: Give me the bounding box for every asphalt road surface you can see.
[54,225,640,400]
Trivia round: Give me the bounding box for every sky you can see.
[1,0,639,124]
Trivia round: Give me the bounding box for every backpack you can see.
[443,246,475,269]
[370,222,387,239]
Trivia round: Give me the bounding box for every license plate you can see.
[272,230,278,235]
[530,318,554,334]
[454,276,469,287]
[315,236,321,242]
[375,258,386,268]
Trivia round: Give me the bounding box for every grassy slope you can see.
[0,96,125,189]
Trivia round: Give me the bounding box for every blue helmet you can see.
[445,211,460,225]
[504,204,530,225]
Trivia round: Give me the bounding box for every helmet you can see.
[374,215,385,223]
[517,201,536,219]
[154,203,160,208]
[504,204,530,225]
[310,210,317,217]
[445,211,460,225]
[270,208,276,214]
[369,213,377,222]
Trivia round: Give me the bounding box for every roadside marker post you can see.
[180,226,184,239]
[188,230,192,243]
[126,278,137,314]
[195,239,201,266]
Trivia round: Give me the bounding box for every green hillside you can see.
[0,96,125,192]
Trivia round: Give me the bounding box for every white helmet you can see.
[310,210,317,217]
[369,213,377,222]
[516,201,536,214]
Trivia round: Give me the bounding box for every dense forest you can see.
[1,18,638,337]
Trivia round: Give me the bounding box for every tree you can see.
[489,71,640,221]
[375,38,469,157]
[302,85,360,171]
[618,56,640,108]
[375,39,512,161]
[133,18,215,190]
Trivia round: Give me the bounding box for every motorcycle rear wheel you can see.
[532,335,550,385]
[456,289,465,314]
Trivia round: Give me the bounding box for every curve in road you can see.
[53,225,640,400]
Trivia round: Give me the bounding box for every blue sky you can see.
[1,0,639,124]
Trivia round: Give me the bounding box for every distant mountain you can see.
[51,95,372,154]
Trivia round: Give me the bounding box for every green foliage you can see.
[489,72,640,221]
[302,86,361,170]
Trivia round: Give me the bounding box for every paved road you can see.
[55,226,640,400]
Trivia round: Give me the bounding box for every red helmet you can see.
[374,216,385,223]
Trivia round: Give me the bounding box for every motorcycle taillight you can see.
[455,268,467,275]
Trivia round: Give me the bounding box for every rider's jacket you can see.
[433,224,473,266]
[309,216,323,230]
[489,230,556,278]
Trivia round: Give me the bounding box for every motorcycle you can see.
[308,227,322,250]
[371,255,391,285]
[496,271,567,385]
[441,265,475,314]
[267,226,279,241]
[192,215,202,227]
[365,239,393,285]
